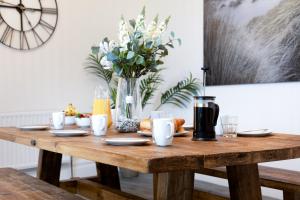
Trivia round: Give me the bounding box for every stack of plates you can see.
[49,130,89,137]
[104,138,150,146]
[237,129,272,137]
[18,125,49,131]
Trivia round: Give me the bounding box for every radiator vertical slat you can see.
[0,111,51,169]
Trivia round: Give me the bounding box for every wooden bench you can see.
[0,168,84,200]
[197,165,300,200]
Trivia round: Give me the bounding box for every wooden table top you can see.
[0,127,300,173]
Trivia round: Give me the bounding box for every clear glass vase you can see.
[115,78,142,132]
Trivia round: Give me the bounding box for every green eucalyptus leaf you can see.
[136,55,145,66]
[91,46,100,54]
[171,31,175,38]
[166,43,174,48]
[177,38,182,46]
[145,41,153,49]
[129,19,136,28]
[107,52,118,61]
[127,51,135,59]
[114,65,123,76]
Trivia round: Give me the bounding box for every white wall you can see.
[0,0,202,117]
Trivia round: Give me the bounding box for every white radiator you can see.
[0,111,53,169]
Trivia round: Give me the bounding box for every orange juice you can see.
[92,98,112,127]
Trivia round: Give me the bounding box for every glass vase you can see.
[115,78,142,132]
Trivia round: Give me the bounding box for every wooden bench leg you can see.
[226,163,262,200]
[283,191,300,200]
[95,162,120,190]
[37,149,62,186]
[153,170,194,200]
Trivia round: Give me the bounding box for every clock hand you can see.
[0,4,18,9]
[24,7,41,12]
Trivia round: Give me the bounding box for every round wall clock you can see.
[0,0,58,50]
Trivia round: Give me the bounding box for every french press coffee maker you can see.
[192,67,219,141]
[193,96,219,141]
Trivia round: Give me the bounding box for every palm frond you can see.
[85,54,113,85]
[157,73,201,109]
[140,70,163,108]
[109,87,117,109]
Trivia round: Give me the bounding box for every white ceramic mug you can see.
[152,118,175,146]
[52,112,65,130]
[150,111,166,119]
[92,115,107,136]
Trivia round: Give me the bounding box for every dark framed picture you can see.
[204,0,300,86]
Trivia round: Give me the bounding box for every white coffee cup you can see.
[92,115,107,136]
[150,111,166,119]
[52,112,65,130]
[152,118,175,146]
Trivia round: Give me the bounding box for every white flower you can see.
[100,56,113,69]
[99,40,118,54]
[135,14,145,32]
[119,17,131,47]
[157,21,167,34]
[99,40,109,54]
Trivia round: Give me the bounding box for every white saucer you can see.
[137,131,190,137]
[49,130,89,137]
[18,125,49,131]
[104,138,150,146]
[237,129,272,137]
[182,124,194,131]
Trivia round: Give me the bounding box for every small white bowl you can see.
[65,116,76,125]
[75,117,91,128]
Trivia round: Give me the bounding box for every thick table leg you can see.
[227,163,262,200]
[95,162,120,190]
[283,191,300,200]
[36,149,62,186]
[153,170,194,200]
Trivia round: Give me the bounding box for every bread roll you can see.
[140,119,152,130]
[140,118,185,132]
[174,118,185,132]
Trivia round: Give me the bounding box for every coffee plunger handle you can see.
[201,67,209,96]
[208,102,219,126]
[213,103,219,126]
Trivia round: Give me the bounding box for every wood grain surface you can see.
[197,165,300,192]
[37,149,62,186]
[0,168,84,200]
[1,127,300,173]
[227,164,262,200]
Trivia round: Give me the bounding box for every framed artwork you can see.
[204,0,300,86]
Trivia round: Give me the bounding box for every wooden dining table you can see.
[0,127,300,200]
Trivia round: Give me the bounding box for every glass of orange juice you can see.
[92,86,112,127]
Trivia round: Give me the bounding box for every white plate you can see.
[104,138,150,146]
[49,130,89,137]
[237,129,272,137]
[182,124,194,130]
[137,131,190,137]
[18,125,49,131]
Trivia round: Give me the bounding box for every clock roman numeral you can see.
[20,31,30,50]
[42,8,57,15]
[39,19,54,34]
[32,29,43,46]
[0,17,4,26]
[1,25,14,46]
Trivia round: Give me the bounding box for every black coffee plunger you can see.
[192,67,219,141]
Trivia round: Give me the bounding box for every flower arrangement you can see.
[85,7,201,112]
[98,7,181,78]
